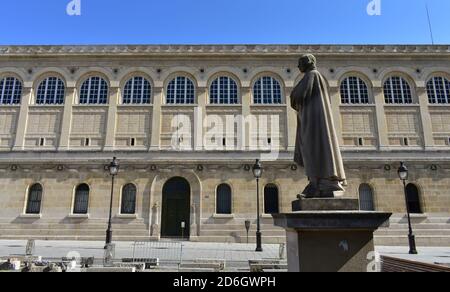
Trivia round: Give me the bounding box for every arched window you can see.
[36,77,65,105]
[264,184,279,214]
[0,77,22,105]
[73,184,90,214]
[427,76,450,104]
[123,76,152,104]
[26,184,43,214]
[253,76,282,104]
[216,184,232,214]
[121,184,137,214]
[340,76,370,104]
[79,76,109,104]
[166,76,195,104]
[210,76,238,104]
[406,184,422,214]
[359,184,375,211]
[383,76,413,104]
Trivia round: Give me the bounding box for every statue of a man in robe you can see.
[291,54,346,198]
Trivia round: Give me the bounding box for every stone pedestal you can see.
[273,198,391,272]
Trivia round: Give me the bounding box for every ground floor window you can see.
[406,184,422,214]
[264,184,279,214]
[121,184,137,214]
[216,184,232,214]
[26,184,43,214]
[73,184,89,214]
[359,184,375,211]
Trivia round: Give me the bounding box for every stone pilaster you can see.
[241,86,251,151]
[150,87,163,151]
[286,87,297,151]
[373,86,389,150]
[103,87,119,151]
[329,86,343,144]
[57,87,75,151]
[12,86,32,151]
[417,87,434,150]
[194,87,207,151]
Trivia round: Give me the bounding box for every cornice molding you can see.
[1,45,450,58]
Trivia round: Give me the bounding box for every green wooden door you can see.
[161,177,191,238]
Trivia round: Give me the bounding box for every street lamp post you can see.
[105,157,119,247]
[252,159,263,252]
[397,162,418,255]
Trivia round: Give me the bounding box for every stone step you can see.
[178,267,217,272]
[375,229,450,236]
[200,230,286,236]
[0,228,149,237]
[388,217,450,224]
[81,267,136,272]
[0,235,154,241]
[374,235,450,247]
[200,224,283,231]
[0,223,148,230]
[180,263,223,271]
[383,222,450,228]
[197,235,285,244]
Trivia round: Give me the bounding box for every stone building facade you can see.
[0,45,449,246]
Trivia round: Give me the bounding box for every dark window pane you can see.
[406,184,422,214]
[79,77,108,104]
[0,77,22,105]
[123,76,152,104]
[36,77,65,105]
[359,184,375,211]
[121,184,137,214]
[427,76,450,104]
[26,184,43,214]
[253,77,282,104]
[167,76,195,104]
[264,184,279,214]
[210,76,238,104]
[73,184,89,214]
[216,184,232,214]
[340,76,369,104]
[384,76,412,104]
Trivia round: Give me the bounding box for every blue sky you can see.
[0,0,449,45]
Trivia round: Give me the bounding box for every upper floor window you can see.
[123,76,152,104]
[340,76,370,104]
[166,76,195,104]
[36,77,65,105]
[0,77,22,105]
[210,76,239,104]
[427,76,450,104]
[254,76,282,104]
[384,76,413,104]
[26,183,43,214]
[79,76,109,104]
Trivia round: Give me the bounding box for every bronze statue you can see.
[291,54,346,198]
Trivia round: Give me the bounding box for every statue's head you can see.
[298,54,317,73]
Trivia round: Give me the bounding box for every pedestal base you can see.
[292,198,359,211]
[273,211,391,272]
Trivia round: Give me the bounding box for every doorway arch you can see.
[161,177,191,239]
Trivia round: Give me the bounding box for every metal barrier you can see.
[131,241,182,265]
[127,241,287,271]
